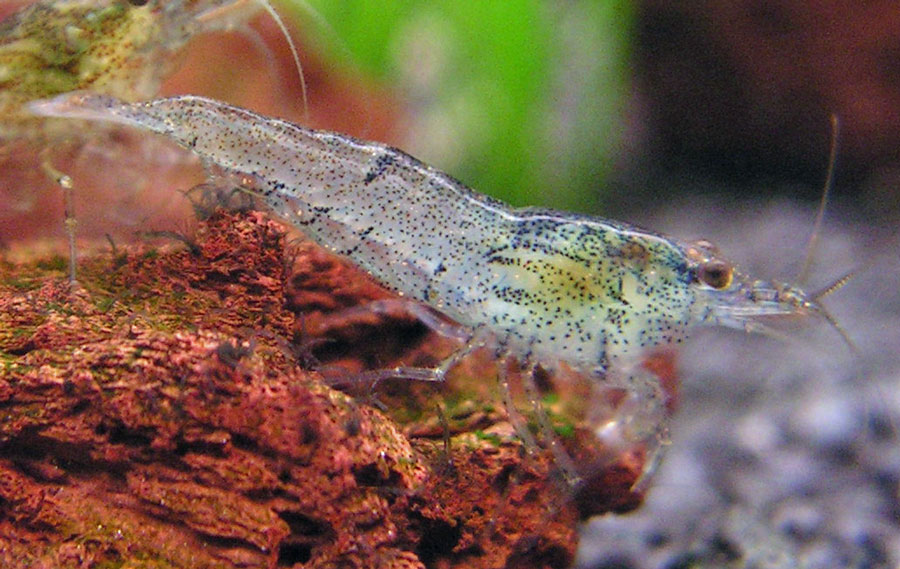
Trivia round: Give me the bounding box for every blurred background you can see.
[174,0,900,214]
[2,1,900,567]
[200,0,900,214]
[4,0,900,241]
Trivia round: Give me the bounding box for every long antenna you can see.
[197,0,309,119]
[255,0,309,120]
[796,114,840,287]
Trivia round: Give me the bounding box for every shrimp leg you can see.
[326,324,492,387]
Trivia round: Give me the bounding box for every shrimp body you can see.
[30,93,832,378]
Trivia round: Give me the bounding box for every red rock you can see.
[1,211,644,568]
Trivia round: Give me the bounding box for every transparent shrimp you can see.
[0,0,306,281]
[30,93,855,489]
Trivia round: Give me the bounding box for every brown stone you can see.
[0,211,647,568]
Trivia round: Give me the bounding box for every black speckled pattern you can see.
[32,93,804,376]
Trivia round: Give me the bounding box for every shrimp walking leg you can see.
[498,356,542,454]
[321,299,472,343]
[324,323,490,387]
[521,364,583,487]
[496,357,583,498]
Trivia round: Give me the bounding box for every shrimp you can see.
[29,92,853,489]
[0,0,306,281]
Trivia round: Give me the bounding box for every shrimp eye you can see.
[127,0,149,6]
[698,259,733,289]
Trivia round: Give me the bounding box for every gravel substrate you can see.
[577,193,900,569]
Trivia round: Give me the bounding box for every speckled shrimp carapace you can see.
[30,93,850,484]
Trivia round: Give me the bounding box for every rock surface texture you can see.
[0,211,643,569]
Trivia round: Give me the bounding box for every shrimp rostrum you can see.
[30,93,852,489]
